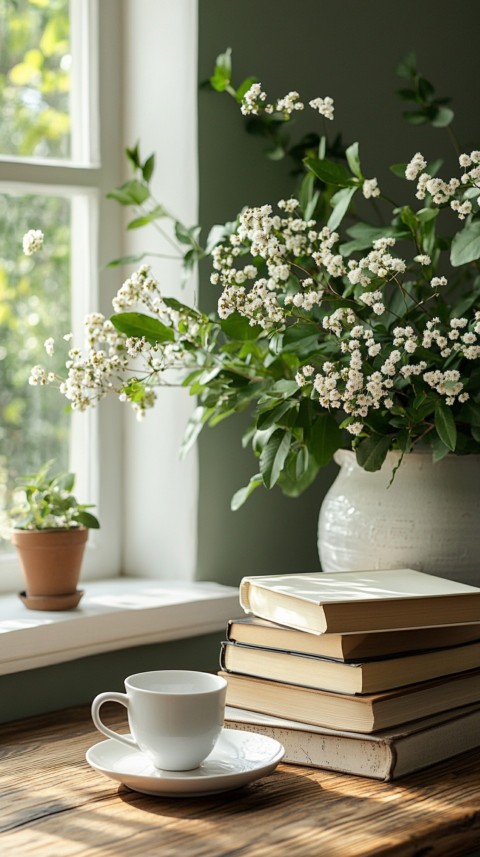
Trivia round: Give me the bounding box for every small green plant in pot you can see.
[10,460,100,611]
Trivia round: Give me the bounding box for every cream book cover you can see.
[239,569,480,634]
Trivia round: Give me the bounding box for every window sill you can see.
[0,579,240,675]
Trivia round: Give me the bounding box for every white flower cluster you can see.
[212,203,351,328]
[275,91,304,115]
[309,96,334,120]
[405,152,427,181]
[23,229,44,256]
[362,178,380,199]
[240,83,267,116]
[458,150,480,187]
[240,83,335,121]
[347,237,406,293]
[28,266,204,420]
[296,305,478,433]
[405,150,480,218]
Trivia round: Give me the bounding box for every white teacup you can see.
[91,670,227,771]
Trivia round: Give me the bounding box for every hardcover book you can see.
[239,569,480,634]
[219,667,480,733]
[220,638,480,694]
[223,703,480,780]
[226,616,480,661]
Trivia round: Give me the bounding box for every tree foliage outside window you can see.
[0,0,70,159]
[0,192,71,545]
[0,0,73,545]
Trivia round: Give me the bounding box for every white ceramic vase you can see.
[318,449,480,585]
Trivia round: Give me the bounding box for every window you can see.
[0,0,123,590]
[0,0,199,592]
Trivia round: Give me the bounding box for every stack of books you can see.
[219,568,480,780]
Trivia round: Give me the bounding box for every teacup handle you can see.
[91,691,139,750]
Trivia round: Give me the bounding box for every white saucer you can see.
[85,728,284,796]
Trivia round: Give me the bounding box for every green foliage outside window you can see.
[0,193,71,543]
[0,0,70,159]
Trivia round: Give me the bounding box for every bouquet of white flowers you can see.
[28,51,480,507]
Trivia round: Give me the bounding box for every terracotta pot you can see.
[11,527,88,607]
[318,450,480,586]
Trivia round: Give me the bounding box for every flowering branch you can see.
[25,51,480,506]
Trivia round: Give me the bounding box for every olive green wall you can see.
[0,632,224,724]
[196,0,480,586]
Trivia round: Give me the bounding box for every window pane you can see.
[0,191,71,547]
[0,0,71,160]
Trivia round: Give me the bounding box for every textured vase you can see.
[318,449,480,585]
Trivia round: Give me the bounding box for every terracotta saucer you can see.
[18,590,84,611]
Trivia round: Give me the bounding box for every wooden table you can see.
[1,705,480,857]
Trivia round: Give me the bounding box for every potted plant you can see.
[10,460,100,610]
[23,51,480,579]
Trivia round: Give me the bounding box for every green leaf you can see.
[345,142,362,179]
[268,380,299,399]
[125,143,141,169]
[396,51,417,79]
[396,88,417,102]
[55,472,75,492]
[231,474,263,510]
[295,447,309,480]
[180,406,214,457]
[266,143,286,160]
[328,186,357,231]
[402,110,429,126]
[106,180,149,206]
[282,323,320,355]
[304,157,354,187]
[257,400,298,431]
[310,412,342,467]
[279,449,320,497]
[431,105,454,127]
[175,221,201,247]
[390,163,407,178]
[340,222,405,255]
[75,510,100,529]
[450,222,480,267]
[205,221,237,254]
[435,401,457,451]
[142,153,155,183]
[396,430,412,454]
[260,430,292,489]
[399,205,418,233]
[459,401,480,427]
[356,434,391,471]
[127,205,167,230]
[209,47,232,92]
[110,312,175,344]
[220,312,262,341]
[107,252,150,268]
[417,207,439,223]
[417,76,435,102]
[430,434,451,463]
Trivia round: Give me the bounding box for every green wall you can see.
[196,0,480,586]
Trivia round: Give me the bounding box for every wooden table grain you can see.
[1,704,480,857]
